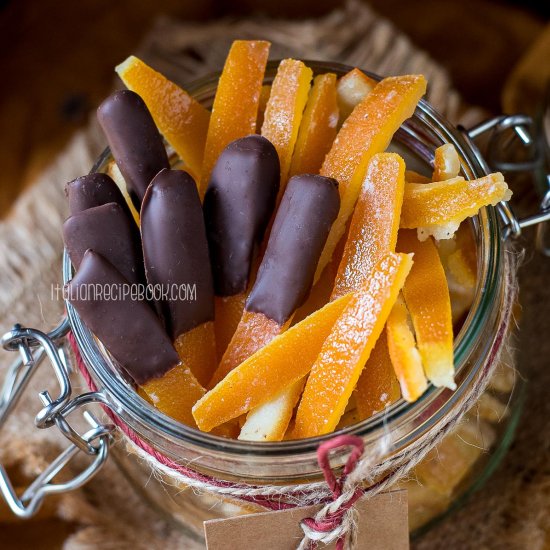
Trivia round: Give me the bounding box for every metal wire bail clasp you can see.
[0,318,115,518]
[459,114,550,254]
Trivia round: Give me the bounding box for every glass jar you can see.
[3,62,539,542]
[60,61,524,541]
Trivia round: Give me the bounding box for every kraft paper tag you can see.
[204,489,408,550]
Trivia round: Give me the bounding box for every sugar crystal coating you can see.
[261,58,313,197]
[293,252,413,438]
[400,173,512,239]
[332,152,405,299]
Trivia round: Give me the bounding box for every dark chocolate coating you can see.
[141,169,214,339]
[97,90,169,206]
[246,174,340,325]
[63,202,144,284]
[203,135,280,296]
[65,173,133,220]
[66,250,179,385]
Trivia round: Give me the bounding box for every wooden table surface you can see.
[0,0,547,218]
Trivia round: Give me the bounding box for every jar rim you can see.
[65,60,504,457]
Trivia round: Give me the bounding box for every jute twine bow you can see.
[298,435,378,550]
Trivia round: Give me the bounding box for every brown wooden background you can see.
[0,1,548,218]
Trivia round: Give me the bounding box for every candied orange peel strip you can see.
[292,256,339,324]
[398,230,455,389]
[447,248,476,288]
[209,310,282,388]
[293,252,413,438]
[192,294,352,432]
[447,223,477,288]
[332,152,406,299]
[335,408,362,431]
[336,68,377,122]
[174,321,217,387]
[141,363,205,428]
[239,378,305,441]
[401,173,512,240]
[255,84,272,132]
[386,294,428,401]
[214,293,247,360]
[436,224,477,323]
[405,170,431,184]
[261,59,313,196]
[107,162,140,225]
[355,329,401,420]
[316,74,427,281]
[289,73,339,177]
[432,143,461,181]
[116,55,210,179]
[200,40,270,196]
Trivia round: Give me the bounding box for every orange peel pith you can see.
[336,68,377,123]
[386,294,428,402]
[239,378,306,441]
[432,143,461,181]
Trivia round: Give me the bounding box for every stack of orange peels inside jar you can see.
[63,40,511,445]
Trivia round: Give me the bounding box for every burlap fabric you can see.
[0,2,548,548]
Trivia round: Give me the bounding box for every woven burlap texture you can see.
[1,1,548,548]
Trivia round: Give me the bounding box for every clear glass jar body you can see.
[65,62,522,539]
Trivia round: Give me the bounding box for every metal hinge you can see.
[0,318,114,518]
[459,114,550,253]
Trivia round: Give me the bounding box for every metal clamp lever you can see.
[0,318,115,518]
[459,114,550,253]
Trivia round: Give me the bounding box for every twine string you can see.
[298,435,375,550]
